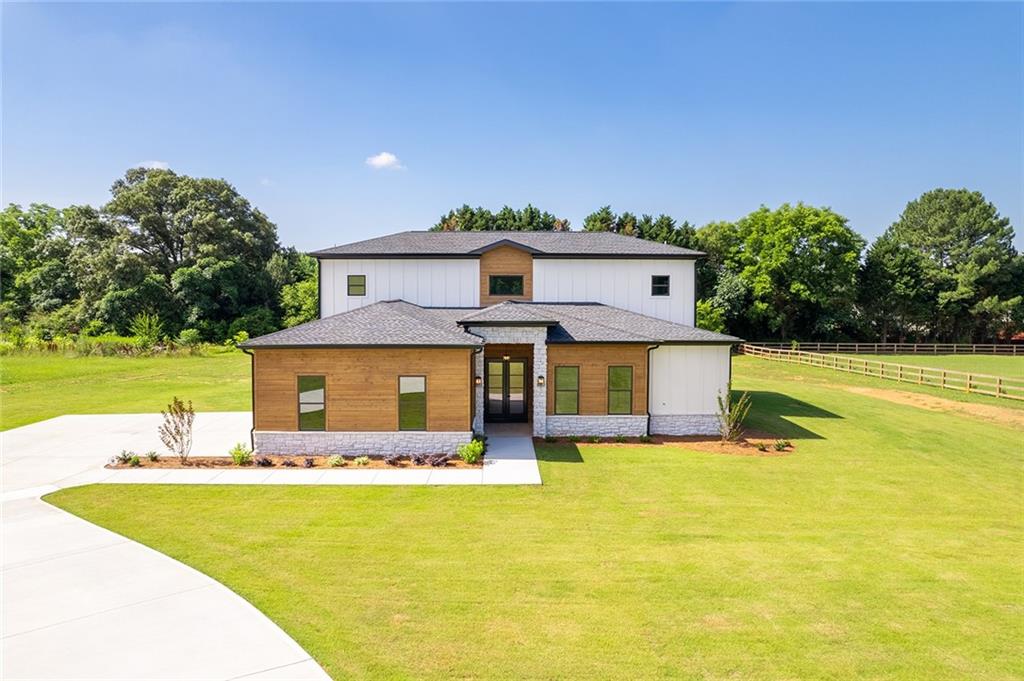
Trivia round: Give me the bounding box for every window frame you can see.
[607,365,633,415]
[398,375,428,431]
[553,365,580,415]
[347,274,367,296]
[650,275,671,297]
[488,274,525,296]
[297,375,326,432]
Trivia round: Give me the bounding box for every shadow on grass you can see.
[742,390,841,440]
[534,443,584,463]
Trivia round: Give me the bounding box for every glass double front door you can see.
[485,359,527,422]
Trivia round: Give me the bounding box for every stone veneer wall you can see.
[464,325,548,437]
[545,415,649,437]
[254,431,472,456]
[473,350,485,433]
[649,414,720,436]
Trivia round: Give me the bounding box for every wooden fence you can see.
[740,344,1024,401]
[747,342,1022,356]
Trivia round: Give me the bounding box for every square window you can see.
[348,274,366,296]
[489,275,524,296]
[399,376,427,431]
[651,275,670,296]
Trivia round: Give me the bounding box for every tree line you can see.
[2,166,1020,345]
[433,193,1022,343]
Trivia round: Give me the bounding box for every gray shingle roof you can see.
[311,231,702,258]
[241,300,739,348]
[239,300,483,348]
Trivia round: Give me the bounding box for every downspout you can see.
[645,343,660,436]
[241,348,255,450]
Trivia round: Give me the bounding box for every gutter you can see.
[645,343,660,436]
[241,348,255,450]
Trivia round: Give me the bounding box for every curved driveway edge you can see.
[1,414,330,680]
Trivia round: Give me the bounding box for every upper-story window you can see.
[348,274,366,296]
[651,275,670,296]
[489,275,524,296]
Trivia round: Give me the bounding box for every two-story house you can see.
[239,231,739,456]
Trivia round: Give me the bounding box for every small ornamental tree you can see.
[159,396,195,463]
[717,388,752,442]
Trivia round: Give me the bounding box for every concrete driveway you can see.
[1,413,330,680]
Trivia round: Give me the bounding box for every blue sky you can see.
[3,2,1022,250]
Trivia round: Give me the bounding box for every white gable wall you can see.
[650,345,731,415]
[319,258,480,316]
[532,258,695,325]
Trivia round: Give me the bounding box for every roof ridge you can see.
[385,300,480,341]
[534,303,657,342]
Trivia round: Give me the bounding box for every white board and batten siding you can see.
[650,345,731,415]
[319,259,479,316]
[532,259,696,325]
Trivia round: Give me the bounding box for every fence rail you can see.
[740,344,1024,402]
[747,342,1022,356]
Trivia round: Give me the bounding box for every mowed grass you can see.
[0,351,250,430]
[48,357,1023,680]
[837,353,1023,377]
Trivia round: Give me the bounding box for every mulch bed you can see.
[534,431,794,457]
[106,454,483,470]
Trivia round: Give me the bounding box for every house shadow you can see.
[742,390,841,440]
[534,443,584,463]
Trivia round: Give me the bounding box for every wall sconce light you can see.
[474,376,482,386]
[502,355,511,361]
[537,375,545,386]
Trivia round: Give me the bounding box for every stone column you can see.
[472,350,484,433]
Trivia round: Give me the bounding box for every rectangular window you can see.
[297,375,326,431]
[489,275,524,296]
[399,376,427,431]
[608,366,633,415]
[347,274,366,296]
[651,275,670,296]
[554,366,579,415]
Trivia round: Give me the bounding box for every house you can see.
[239,231,739,456]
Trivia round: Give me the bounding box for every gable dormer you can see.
[476,242,535,306]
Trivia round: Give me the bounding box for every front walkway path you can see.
[1,412,541,679]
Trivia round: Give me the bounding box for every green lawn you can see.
[0,351,250,430]
[47,356,1023,680]
[837,353,1023,377]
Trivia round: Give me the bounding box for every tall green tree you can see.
[583,205,616,232]
[858,236,933,342]
[885,188,1021,342]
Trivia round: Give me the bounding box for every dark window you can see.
[651,275,670,296]
[554,366,579,415]
[608,366,633,415]
[298,376,326,431]
[399,376,427,431]
[489,275,524,296]
[348,274,366,296]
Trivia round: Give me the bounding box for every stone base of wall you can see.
[254,431,472,457]
[649,414,720,436]
[545,415,649,437]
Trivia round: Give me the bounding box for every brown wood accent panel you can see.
[483,344,534,360]
[546,344,650,415]
[479,245,533,305]
[253,348,473,431]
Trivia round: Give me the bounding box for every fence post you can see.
[966,374,972,393]
[996,376,1002,397]
[941,370,946,389]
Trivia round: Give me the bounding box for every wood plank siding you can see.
[252,348,474,431]
[546,344,650,415]
[479,245,533,306]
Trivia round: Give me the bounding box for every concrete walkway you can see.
[2,413,329,680]
[1,413,540,679]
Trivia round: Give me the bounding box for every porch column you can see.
[473,350,484,433]
[532,339,547,437]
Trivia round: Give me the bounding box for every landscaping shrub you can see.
[457,439,484,464]
[428,454,450,467]
[327,455,344,467]
[588,436,601,444]
[114,449,135,464]
[773,440,789,452]
[129,312,164,350]
[145,450,160,462]
[254,455,274,467]
[353,456,370,466]
[614,434,626,443]
[639,435,653,444]
[159,396,195,464]
[757,443,769,452]
[128,454,141,467]
[411,453,429,466]
[281,456,297,467]
[303,457,315,468]
[177,328,203,346]
[543,435,558,443]
[229,443,253,466]
[717,388,752,442]
[567,435,582,443]
[384,454,402,466]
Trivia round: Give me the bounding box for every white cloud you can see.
[365,151,404,170]
[138,160,170,170]
[259,177,273,186]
